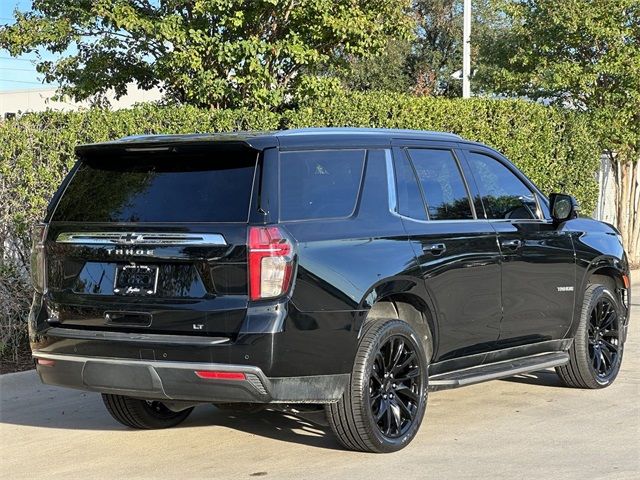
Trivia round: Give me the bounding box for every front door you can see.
[461,149,576,346]
[392,145,502,361]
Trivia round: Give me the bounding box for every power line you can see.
[0,56,37,62]
[0,66,37,72]
[0,79,48,85]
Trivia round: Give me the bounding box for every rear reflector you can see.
[37,358,55,367]
[195,370,246,380]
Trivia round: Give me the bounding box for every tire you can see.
[325,319,428,453]
[556,284,625,389]
[102,394,193,429]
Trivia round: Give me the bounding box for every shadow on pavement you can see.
[500,369,567,388]
[0,371,342,450]
[189,406,343,451]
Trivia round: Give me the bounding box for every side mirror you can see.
[549,193,579,223]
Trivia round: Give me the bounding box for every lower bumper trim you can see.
[32,352,348,404]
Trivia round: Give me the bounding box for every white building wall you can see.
[0,83,163,117]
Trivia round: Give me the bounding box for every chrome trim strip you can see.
[124,146,171,152]
[56,232,227,246]
[41,327,231,346]
[385,149,398,214]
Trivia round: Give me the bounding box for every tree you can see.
[333,39,414,94]
[409,0,464,96]
[321,1,507,97]
[408,0,507,97]
[0,0,413,109]
[478,0,640,264]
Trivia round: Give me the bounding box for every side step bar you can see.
[429,351,569,391]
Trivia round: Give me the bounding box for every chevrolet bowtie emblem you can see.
[117,233,143,244]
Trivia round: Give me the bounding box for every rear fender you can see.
[357,277,437,361]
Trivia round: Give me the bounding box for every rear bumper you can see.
[32,351,348,404]
[29,293,362,378]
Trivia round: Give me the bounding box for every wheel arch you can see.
[586,266,625,291]
[575,258,630,332]
[361,292,436,362]
[580,257,630,302]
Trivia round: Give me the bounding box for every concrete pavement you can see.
[1,279,639,480]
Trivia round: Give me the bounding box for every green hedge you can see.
[285,93,599,209]
[0,93,600,363]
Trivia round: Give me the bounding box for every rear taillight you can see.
[248,226,295,301]
[30,223,48,293]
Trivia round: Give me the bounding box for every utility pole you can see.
[463,0,471,98]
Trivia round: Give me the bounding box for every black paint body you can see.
[29,129,631,403]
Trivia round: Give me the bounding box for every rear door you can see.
[461,148,576,345]
[392,143,502,361]
[44,145,260,337]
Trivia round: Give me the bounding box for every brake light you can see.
[30,223,48,293]
[248,226,295,301]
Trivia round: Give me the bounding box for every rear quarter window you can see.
[279,149,366,221]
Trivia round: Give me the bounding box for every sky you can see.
[0,0,59,92]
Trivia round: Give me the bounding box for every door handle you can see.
[500,239,523,250]
[423,243,446,256]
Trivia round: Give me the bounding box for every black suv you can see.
[30,128,631,452]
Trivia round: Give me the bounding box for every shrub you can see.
[0,94,600,363]
[283,92,599,208]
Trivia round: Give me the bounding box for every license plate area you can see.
[114,265,159,296]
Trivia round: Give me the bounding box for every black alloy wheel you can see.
[369,335,422,439]
[556,284,625,389]
[587,297,621,381]
[326,319,428,453]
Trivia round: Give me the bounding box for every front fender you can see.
[563,218,630,335]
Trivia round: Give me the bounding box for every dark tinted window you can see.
[408,149,474,220]
[280,150,365,221]
[394,151,427,220]
[53,153,257,222]
[466,152,539,220]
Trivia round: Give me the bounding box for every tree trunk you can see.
[614,156,640,267]
[630,159,640,263]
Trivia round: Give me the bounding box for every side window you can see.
[280,149,365,221]
[466,152,539,220]
[407,149,474,220]
[393,151,428,220]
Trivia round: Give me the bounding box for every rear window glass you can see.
[52,152,257,223]
[408,149,474,220]
[394,151,428,220]
[279,150,365,221]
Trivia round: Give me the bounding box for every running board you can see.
[429,352,569,391]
